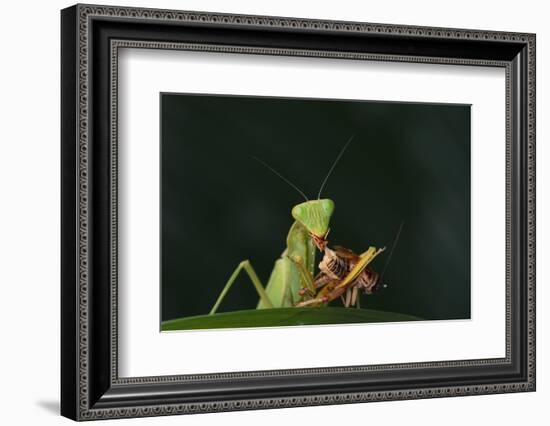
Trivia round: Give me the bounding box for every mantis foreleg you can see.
[288,255,316,294]
[209,260,273,315]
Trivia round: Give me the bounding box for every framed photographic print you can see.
[159,93,470,332]
[61,3,536,421]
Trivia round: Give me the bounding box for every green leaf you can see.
[161,307,422,331]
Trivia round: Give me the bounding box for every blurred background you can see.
[161,93,470,322]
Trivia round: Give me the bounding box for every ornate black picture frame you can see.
[61,4,536,421]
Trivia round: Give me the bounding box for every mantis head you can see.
[292,199,334,251]
[253,135,353,252]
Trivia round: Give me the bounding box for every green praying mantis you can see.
[209,136,388,315]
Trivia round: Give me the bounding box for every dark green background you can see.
[161,93,471,322]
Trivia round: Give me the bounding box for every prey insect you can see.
[297,220,403,308]
[209,136,386,314]
[296,246,384,308]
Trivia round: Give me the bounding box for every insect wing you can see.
[335,246,385,290]
[332,245,360,261]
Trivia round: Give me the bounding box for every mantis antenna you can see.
[378,220,405,286]
[252,156,309,202]
[317,134,354,199]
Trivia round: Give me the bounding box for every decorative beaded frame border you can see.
[66,3,535,421]
[109,40,512,383]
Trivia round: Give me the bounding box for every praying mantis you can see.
[209,136,388,315]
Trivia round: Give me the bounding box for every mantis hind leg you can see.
[209,260,273,315]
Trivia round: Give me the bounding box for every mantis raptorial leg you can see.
[209,260,273,315]
[289,255,316,294]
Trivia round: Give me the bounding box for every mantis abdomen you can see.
[257,257,299,308]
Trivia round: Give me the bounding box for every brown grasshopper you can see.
[295,246,385,308]
[296,222,403,308]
